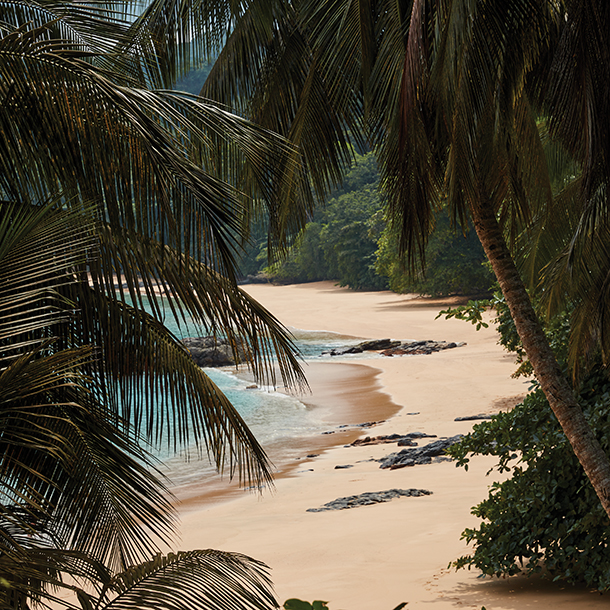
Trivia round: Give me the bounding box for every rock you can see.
[356,420,385,427]
[323,338,401,356]
[350,432,437,447]
[357,339,402,351]
[381,340,467,357]
[454,414,494,421]
[334,464,354,469]
[323,345,363,356]
[306,488,432,512]
[378,435,463,470]
[323,338,466,358]
[181,336,249,368]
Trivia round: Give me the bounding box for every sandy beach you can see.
[171,282,609,610]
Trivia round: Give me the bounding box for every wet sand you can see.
[172,361,401,510]
[170,281,609,610]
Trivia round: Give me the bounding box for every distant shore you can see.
[170,282,606,610]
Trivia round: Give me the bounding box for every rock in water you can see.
[181,336,249,367]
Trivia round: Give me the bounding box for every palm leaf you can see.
[74,287,277,483]
[97,550,278,610]
[0,542,111,610]
[0,201,185,571]
[1,17,307,395]
[202,1,357,210]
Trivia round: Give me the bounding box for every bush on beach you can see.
[448,375,610,590]
[444,295,610,589]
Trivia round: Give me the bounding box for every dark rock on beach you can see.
[378,435,463,470]
[181,336,249,368]
[323,338,466,357]
[323,338,401,356]
[454,414,494,421]
[350,432,437,447]
[306,488,432,512]
[381,340,466,356]
[356,420,385,428]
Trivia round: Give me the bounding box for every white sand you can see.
[173,282,608,610]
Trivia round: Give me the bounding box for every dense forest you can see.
[239,152,493,295]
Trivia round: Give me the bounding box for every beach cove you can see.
[171,282,609,610]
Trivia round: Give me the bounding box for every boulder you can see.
[181,336,249,368]
[306,488,432,512]
[323,338,401,356]
[378,435,463,470]
[350,432,437,447]
[381,340,466,357]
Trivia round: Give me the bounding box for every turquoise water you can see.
[137,296,367,489]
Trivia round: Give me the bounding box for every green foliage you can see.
[447,367,610,590]
[437,288,573,378]
[375,208,494,297]
[442,287,610,589]
[265,152,387,290]
[436,300,490,331]
[1,2,308,606]
[264,153,494,295]
[491,293,573,378]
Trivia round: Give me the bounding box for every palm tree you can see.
[0,0,313,606]
[383,0,610,518]
[199,0,610,518]
[0,199,284,608]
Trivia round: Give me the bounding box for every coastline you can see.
[172,361,402,511]
[170,282,607,609]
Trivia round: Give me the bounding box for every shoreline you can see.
[172,360,402,512]
[171,282,607,609]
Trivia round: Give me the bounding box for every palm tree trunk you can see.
[471,198,610,519]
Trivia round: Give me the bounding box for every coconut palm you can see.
[0,0,314,605]
[198,0,610,518]
[380,0,610,518]
[0,199,283,608]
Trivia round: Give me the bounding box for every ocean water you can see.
[141,297,370,489]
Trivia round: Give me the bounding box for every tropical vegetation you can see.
[261,152,386,290]
[0,0,309,607]
[5,0,610,604]
[242,152,492,295]
[445,297,610,590]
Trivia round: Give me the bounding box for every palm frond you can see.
[546,0,610,214]
[0,198,95,357]
[98,550,278,610]
[73,285,277,486]
[0,200,185,572]
[0,25,307,279]
[202,2,357,210]
[0,540,111,610]
[370,0,443,269]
